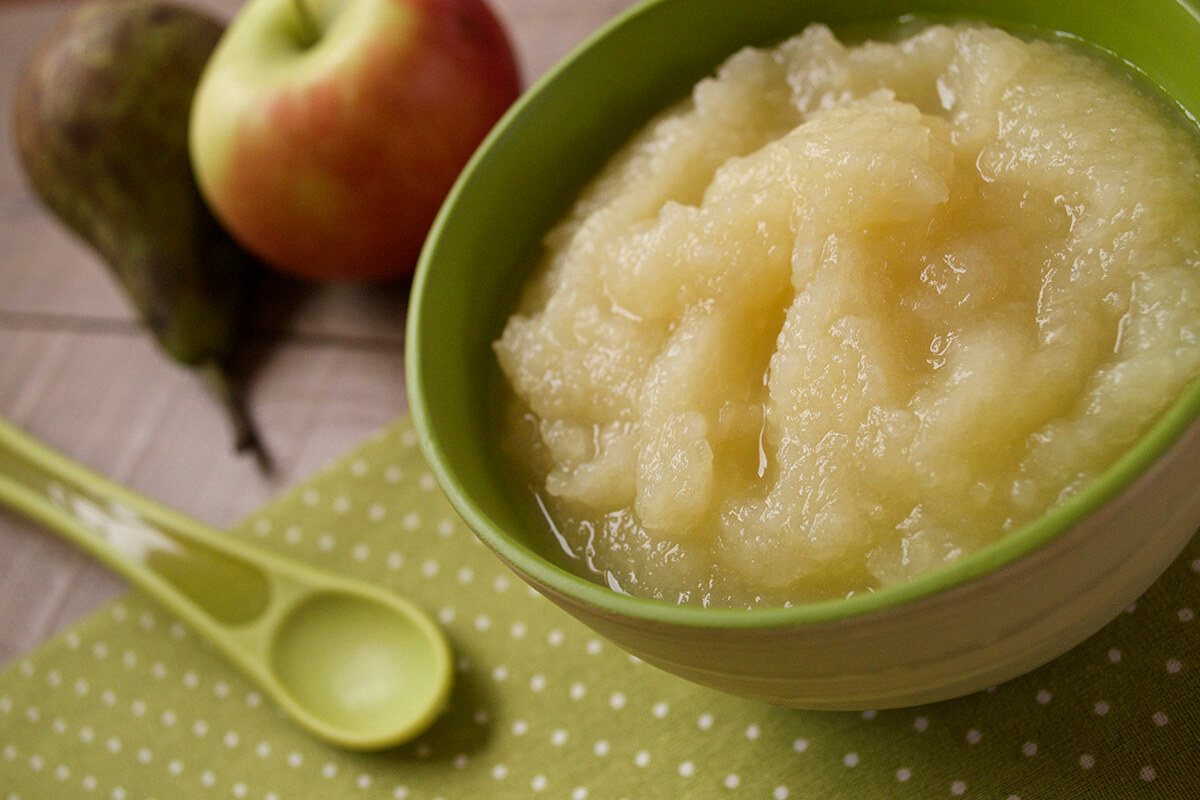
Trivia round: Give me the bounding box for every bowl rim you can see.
[408,0,1200,630]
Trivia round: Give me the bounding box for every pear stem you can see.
[198,361,272,473]
[290,0,321,48]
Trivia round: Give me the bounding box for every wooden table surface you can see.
[0,0,638,668]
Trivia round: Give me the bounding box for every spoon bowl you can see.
[0,416,453,751]
[269,588,452,747]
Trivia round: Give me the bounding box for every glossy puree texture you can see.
[495,23,1200,607]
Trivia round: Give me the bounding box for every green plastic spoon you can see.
[0,416,453,751]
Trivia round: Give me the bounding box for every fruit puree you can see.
[493,23,1200,607]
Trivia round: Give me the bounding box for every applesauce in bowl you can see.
[493,22,1200,608]
[408,0,1200,708]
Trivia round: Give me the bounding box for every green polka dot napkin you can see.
[2,417,1197,799]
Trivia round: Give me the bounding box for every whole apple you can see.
[189,0,521,282]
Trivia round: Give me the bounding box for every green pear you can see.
[12,0,267,462]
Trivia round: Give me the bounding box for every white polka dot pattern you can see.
[0,419,1196,798]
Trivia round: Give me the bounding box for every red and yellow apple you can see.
[189,0,521,282]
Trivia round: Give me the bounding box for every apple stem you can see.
[290,0,320,48]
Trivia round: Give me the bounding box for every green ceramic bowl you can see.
[407,0,1200,708]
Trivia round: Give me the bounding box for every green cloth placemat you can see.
[2,417,1197,799]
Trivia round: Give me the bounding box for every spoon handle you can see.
[0,416,273,634]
